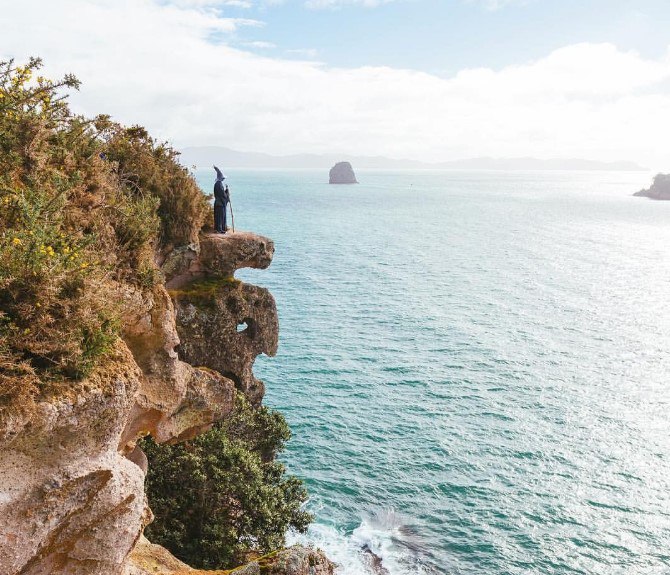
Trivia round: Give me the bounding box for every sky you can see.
[1,0,670,168]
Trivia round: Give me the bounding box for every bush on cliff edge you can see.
[141,394,313,570]
[0,58,207,384]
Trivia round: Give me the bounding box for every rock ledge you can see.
[124,539,335,575]
[164,232,275,289]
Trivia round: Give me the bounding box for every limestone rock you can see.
[229,562,261,575]
[165,231,278,406]
[0,344,149,575]
[329,161,358,184]
[165,233,274,290]
[122,536,193,574]
[118,281,237,446]
[257,546,335,575]
[634,173,670,200]
[120,282,188,415]
[199,232,274,279]
[0,226,325,575]
[172,281,278,406]
[123,542,333,575]
[160,242,200,290]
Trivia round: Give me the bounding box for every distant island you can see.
[329,161,358,184]
[179,146,646,172]
[634,173,670,200]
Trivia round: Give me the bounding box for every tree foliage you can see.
[141,395,313,570]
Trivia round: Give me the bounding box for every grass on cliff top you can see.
[168,277,241,302]
[0,57,209,388]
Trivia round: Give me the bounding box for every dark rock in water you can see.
[635,173,670,200]
[329,161,358,184]
[361,544,390,575]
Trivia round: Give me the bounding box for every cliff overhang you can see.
[0,229,331,575]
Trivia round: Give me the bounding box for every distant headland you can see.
[179,146,646,172]
[329,161,358,184]
[634,174,670,200]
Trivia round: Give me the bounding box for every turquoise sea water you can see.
[197,170,670,575]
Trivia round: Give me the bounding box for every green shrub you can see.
[97,121,210,251]
[0,165,116,378]
[141,395,312,570]
[0,57,208,380]
[0,59,120,379]
[111,189,160,253]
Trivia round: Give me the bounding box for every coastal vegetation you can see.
[0,56,205,384]
[0,58,313,572]
[141,394,312,569]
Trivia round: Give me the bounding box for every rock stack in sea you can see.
[634,173,670,200]
[329,161,358,184]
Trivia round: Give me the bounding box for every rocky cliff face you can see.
[0,231,332,575]
[125,536,333,575]
[329,162,358,184]
[634,173,670,200]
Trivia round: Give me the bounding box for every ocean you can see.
[195,169,670,575]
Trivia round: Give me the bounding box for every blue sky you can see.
[2,0,670,167]
[219,0,670,74]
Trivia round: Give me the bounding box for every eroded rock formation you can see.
[124,538,333,575]
[0,344,149,575]
[0,231,328,575]
[166,233,278,406]
[329,161,358,184]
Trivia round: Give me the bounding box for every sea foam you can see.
[288,510,436,575]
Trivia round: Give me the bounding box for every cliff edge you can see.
[0,59,332,575]
[0,230,332,575]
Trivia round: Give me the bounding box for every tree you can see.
[141,395,312,569]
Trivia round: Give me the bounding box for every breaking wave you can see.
[288,509,439,575]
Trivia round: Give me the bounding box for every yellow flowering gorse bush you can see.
[0,58,207,389]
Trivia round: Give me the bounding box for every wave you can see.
[287,509,439,575]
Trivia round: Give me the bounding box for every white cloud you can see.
[243,41,277,48]
[467,0,531,10]
[285,48,319,58]
[306,0,523,9]
[166,0,254,7]
[1,0,669,169]
[304,0,397,8]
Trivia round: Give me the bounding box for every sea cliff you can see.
[0,227,332,575]
[0,58,331,575]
